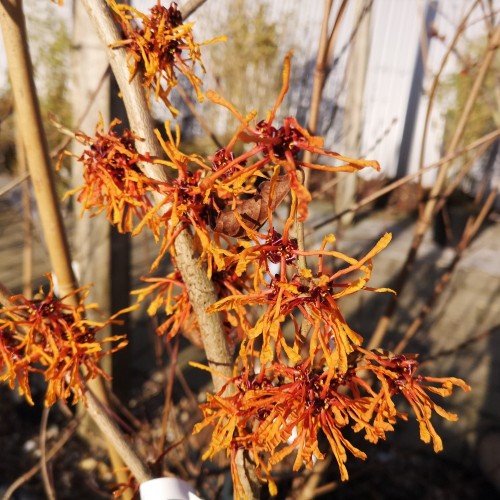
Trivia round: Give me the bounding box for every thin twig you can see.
[295,169,307,270]
[332,0,373,66]
[417,1,480,195]
[394,188,498,354]
[177,85,224,149]
[313,175,342,198]
[303,0,347,187]
[2,418,80,500]
[175,364,199,408]
[368,23,500,350]
[306,0,333,147]
[311,479,340,497]
[434,141,491,214]
[296,455,333,500]
[157,337,179,457]
[422,328,498,365]
[106,389,143,431]
[181,0,207,19]
[84,387,153,484]
[50,65,111,159]
[0,171,30,198]
[312,127,500,230]
[326,0,350,63]
[40,406,56,500]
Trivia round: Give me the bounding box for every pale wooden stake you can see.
[0,0,141,492]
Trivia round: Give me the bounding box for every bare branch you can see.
[80,0,257,494]
[181,0,208,20]
[2,418,80,500]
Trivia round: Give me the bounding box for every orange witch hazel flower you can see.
[0,276,128,406]
[193,351,470,498]
[108,0,224,115]
[355,347,471,453]
[195,203,469,494]
[137,125,288,271]
[132,270,199,345]
[193,361,365,496]
[62,117,166,237]
[202,52,381,222]
[210,230,394,370]
[132,259,255,349]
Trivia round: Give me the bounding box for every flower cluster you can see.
[69,47,381,272]
[0,276,128,406]
[194,352,469,497]
[60,7,471,495]
[210,231,394,369]
[203,53,381,221]
[61,117,166,237]
[192,212,469,496]
[132,257,254,349]
[108,0,224,115]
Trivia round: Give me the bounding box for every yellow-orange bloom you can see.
[205,52,380,221]
[210,232,393,370]
[0,276,128,406]
[108,0,224,115]
[356,347,471,453]
[194,348,470,496]
[63,118,166,237]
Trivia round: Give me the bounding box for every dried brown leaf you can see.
[214,175,291,237]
